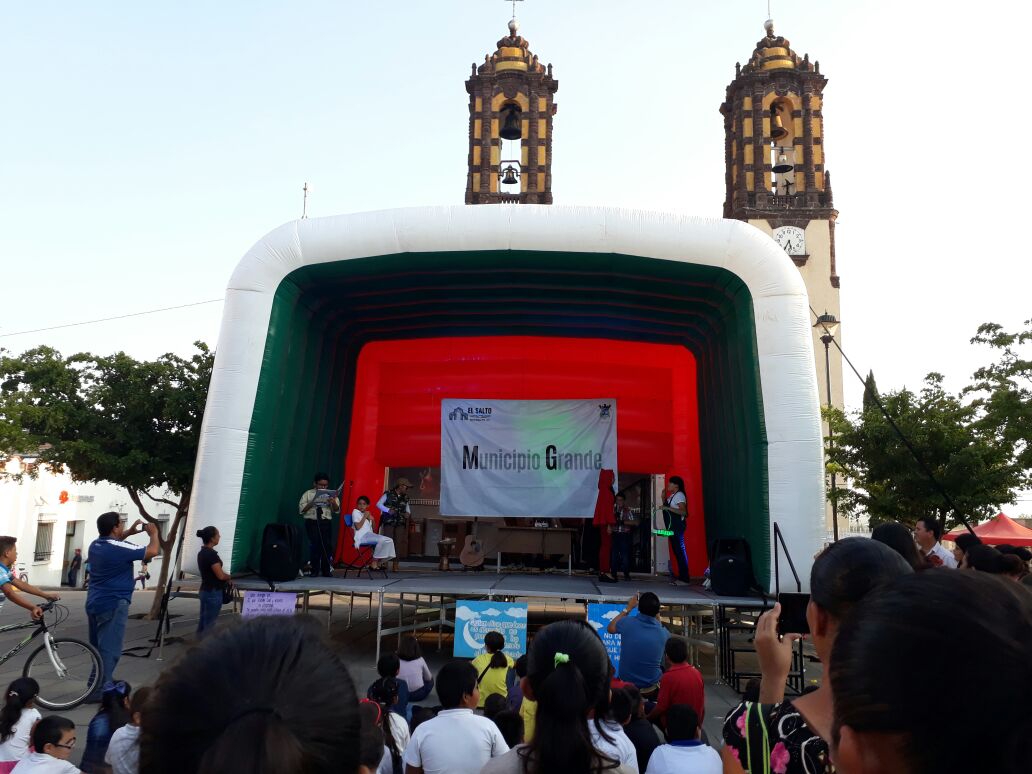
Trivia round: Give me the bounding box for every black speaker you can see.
[709,537,757,597]
[259,523,302,584]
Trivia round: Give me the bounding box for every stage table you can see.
[495,525,576,575]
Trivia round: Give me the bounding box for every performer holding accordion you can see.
[376,477,411,572]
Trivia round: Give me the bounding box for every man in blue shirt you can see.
[85,512,160,697]
[607,591,669,696]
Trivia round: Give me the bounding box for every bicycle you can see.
[0,601,102,709]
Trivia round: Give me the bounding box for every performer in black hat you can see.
[376,478,411,572]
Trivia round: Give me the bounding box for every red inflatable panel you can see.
[335,336,706,573]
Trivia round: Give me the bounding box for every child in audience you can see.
[80,681,131,773]
[471,632,514,709]
[481,619,637,773]
[490,710,524,748]
[368,654,410,719]
[366,681,409,774]
[0,678,41,771]
[612,685,661,773]
[357,702,386,774]
[505,655,526,710]
[11,716,79,774]
[397,635,434,703]
[483,694,507,720]
[645,705,719,774]
[505,655,537,742]
[646,636,704,730]
[139,616,360,774]
[105,686,151,774]
[403,660,507,774]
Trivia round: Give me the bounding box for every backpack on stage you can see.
[709,537,759,597]
[259,523,302,585]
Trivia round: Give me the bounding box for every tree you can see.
[825,373,1022,530]
[966,320,1032,476]
[0,343,213,618]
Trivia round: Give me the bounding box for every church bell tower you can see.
[465,19,558,204]
[721,19,844,534]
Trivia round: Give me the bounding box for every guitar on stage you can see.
[459,518,486,572]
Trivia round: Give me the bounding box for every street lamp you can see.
[814,312,840,541]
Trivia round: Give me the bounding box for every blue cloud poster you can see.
[453,600,528,658]
[586,603,637,673]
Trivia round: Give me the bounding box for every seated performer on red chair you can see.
[352,496,397,571]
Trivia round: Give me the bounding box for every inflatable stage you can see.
[186,206,825,589]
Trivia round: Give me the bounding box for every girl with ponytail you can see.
[0,678,40,769]
[471,631,514,709]
[482,620,636,774]
[367,680,410,774]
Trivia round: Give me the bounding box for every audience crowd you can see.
[1,516,1029,774]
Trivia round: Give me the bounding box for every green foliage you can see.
[966,320,1032,474]
[0,343,213,618]
[825,373,1022,530]
[0,343,212,495]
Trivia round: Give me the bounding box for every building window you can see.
[34,522,54,562]
[156,514,171,539]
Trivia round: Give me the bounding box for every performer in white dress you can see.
[352,496,397,569]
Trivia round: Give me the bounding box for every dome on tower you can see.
[478,22,547,74]
[741,19,815,74]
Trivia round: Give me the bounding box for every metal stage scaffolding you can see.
[232,571,767,683]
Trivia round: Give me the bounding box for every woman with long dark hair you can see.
[658,476,690,584]
[481,619,636,773]
[140,616,359,774]
[871,522,928,571]
[196,526,232,635]
[0,678,40,770]
[80,680,132,773]
[722,538,913,774]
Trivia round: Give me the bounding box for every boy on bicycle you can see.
[0,536,60,620]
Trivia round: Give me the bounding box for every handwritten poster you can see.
[241,591,297,618]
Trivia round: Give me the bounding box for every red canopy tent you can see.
[944,513,1032,547]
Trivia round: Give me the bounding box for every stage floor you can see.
[234,570,764,608]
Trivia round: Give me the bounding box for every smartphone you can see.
[777,592,811,636]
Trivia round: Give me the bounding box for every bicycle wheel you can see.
[23,637,102,710]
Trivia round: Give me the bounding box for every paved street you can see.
[0,586,745,767]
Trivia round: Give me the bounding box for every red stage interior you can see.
[335,336,707,572]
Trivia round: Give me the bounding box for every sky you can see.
[2,0,1030,415]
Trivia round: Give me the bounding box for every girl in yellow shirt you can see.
[471,631,514,708]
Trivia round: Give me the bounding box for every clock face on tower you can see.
[773,226,806,256]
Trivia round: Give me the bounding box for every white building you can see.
[0,461,170,589]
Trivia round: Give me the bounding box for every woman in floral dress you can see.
[721,538,913,774]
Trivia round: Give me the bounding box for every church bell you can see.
[770,106,788,141]
[499,106,522,141]
[501,164,520,185]
[772,150,794,174]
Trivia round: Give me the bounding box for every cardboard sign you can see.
[241,591,297,618]
[586,603,637,674]
[453,600,528,659]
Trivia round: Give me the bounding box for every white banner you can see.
[440,399,618,518]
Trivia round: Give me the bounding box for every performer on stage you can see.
[351,496,396,570]
[593,469,618,583]
[611,492,637,582]
[299,472,339,578]
[659,476,690,584]
[376,477,411,572]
